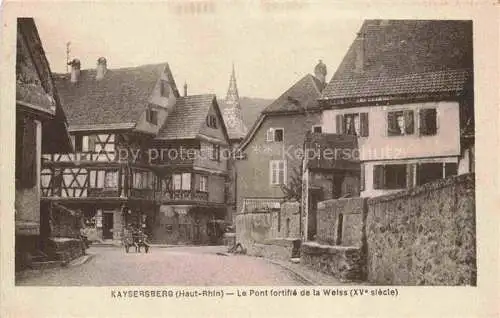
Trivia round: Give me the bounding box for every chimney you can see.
[95,57,107,81]
[183,82,188,97]
[68,58,81,83]
[314,59,327,87]
[354,32,365,73]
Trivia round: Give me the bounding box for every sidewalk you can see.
[15,253,95,283]
[265,258,360,286]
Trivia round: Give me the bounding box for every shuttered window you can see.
[266,128,284,142]
[388,110,414,136]
[270,160,287,185]
[335,113,369,136]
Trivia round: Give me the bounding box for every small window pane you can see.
[182,173,191,190]
[173,174,182,190]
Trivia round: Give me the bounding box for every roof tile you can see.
[156,94,216,140]
[323,20,473,100]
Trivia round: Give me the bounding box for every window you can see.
[90,170,105,188]
[210,144,220,161]
[419,108,437,136]
[270,160,286,185]
[312,125,322,133]
[206,115,217,128]
[335,113,369,136]
[146,108,158,125]
[182,173,191,190]
[416,162,457,186]
[133,171,153,189]
[160,80,170,98]
[266,128,284,142]
[173,174,182,190]
[104,171,118,189]
[172,173,191,191]
[373,164,408,190]
[387,110,414,136]
[197,175,208,192]
[345,114,360,135]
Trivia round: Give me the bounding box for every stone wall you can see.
[366,173,476,285]
[301,242,365,282]
[235,202,301,260]
[316,198,365,246]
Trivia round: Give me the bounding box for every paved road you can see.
[16,246,304,286]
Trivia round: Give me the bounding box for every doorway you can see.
[102,212,114,240]
[308,188,323,241]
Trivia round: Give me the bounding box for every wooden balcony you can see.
[155,190,209,204]
[130,188,154,200]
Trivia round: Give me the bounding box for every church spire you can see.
[226,62,239,104]
[222,64,247,141]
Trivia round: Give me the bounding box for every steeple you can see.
[226,63,239,104]
[222,64,247,141]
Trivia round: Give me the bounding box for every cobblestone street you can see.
[16,246,306,286]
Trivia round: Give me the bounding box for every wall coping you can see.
[302,241,359,251]
[256,238,300,247]
[367,173,475,204]
[317,197,366,211]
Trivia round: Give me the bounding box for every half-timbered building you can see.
[42,59,231,244]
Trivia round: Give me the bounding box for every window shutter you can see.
[15,118,25,182]
[266,128,274,142]
[360,113,369,137]
[21,119,37,188]
[387,112,397,135]
[335,114,344,134]
[406,164,415,188]
[360,164,365,191]
[404,110,414,134]
[373,165,384,189]
[419,109,427,135]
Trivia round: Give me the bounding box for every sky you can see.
[31,2,363,99]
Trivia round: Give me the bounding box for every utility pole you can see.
[66,41,71,73]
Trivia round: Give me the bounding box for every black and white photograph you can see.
[2,1,499,317]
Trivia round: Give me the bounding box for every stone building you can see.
[236,62,327,228]
[15,18,73,268]
[319,20,474,197]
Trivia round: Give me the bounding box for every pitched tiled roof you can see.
[304,132,360,171]
[322,20,473,101]
[262,74,324,113]
[54,63,177,127]
[156,94,216,140]
[17,18,72,153]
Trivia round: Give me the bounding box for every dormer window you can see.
[160,80,170,98]
[146,108,158,125]
[206,115,217,129]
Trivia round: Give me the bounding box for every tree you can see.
[280,164,304,203]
